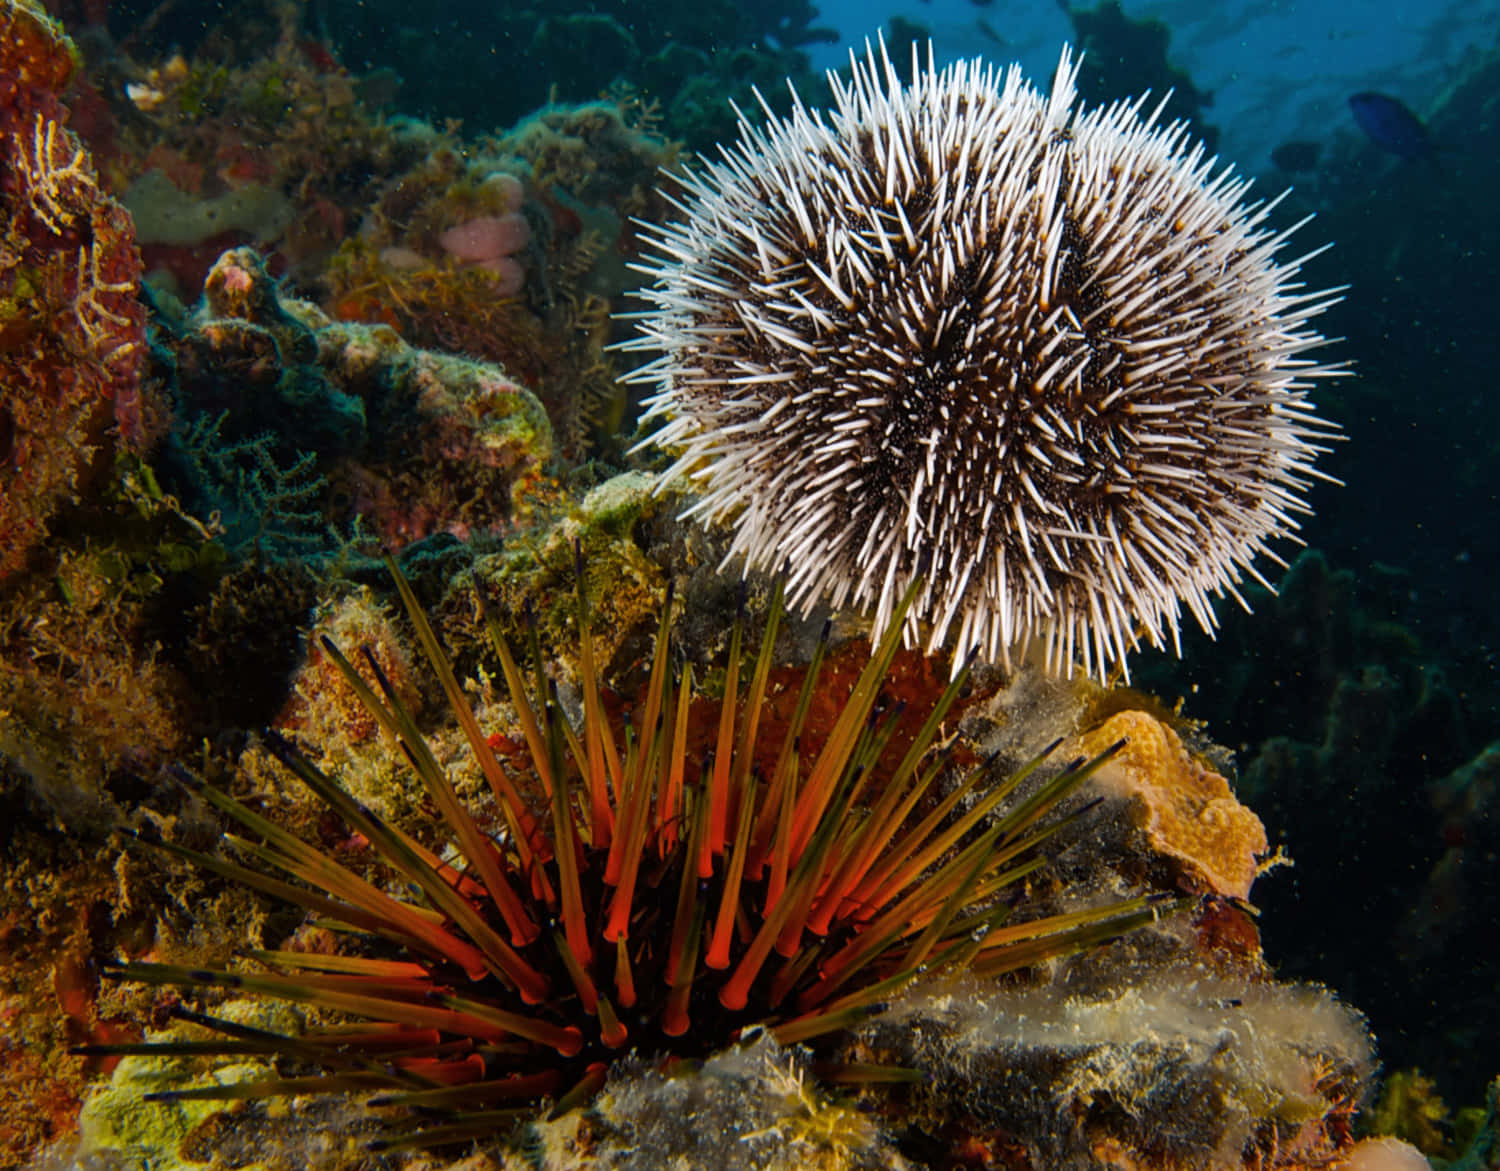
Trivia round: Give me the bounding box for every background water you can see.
[812,0,1498,173]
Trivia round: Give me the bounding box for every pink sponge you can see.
[439,213,531,263]
[438,213,531,297]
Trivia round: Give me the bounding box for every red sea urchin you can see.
[83,561,1174,1148]
[623,41,1343,678]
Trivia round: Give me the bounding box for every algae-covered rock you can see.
[75,999,297,1171]
[160,247,553,551]
[509,1035,910,1171]
[861,971,1373,1170]
[457,471,675,682]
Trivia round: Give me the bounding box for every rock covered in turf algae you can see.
[461,471,676,680]
[266,585,432,821]
[167,247,552,547]
[860,971,1372,1170]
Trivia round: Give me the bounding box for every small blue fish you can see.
[1348,92,1437,164]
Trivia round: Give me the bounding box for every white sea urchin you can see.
[624,41,1341,677]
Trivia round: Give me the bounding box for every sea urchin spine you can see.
[624,40,1343,679]
[86,559,1176,1146]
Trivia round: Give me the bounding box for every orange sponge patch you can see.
[1080,710,1268,899]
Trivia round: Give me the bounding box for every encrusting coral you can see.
[1077,710,1270,900]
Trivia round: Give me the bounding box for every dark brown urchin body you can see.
[624,40,1343,679]
[84,561,1173,1148]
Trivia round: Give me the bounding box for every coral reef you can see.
[96,20,428,291]
[0,477,1419,1171]
[818,683,1368,1169]
[0,230,548,854]
[16,506,1378,1170]
[54,5,686,462]
[159,246,553,549]
[1,0,150,580]
[301,0,833,153]
[5,5,1487,1168]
